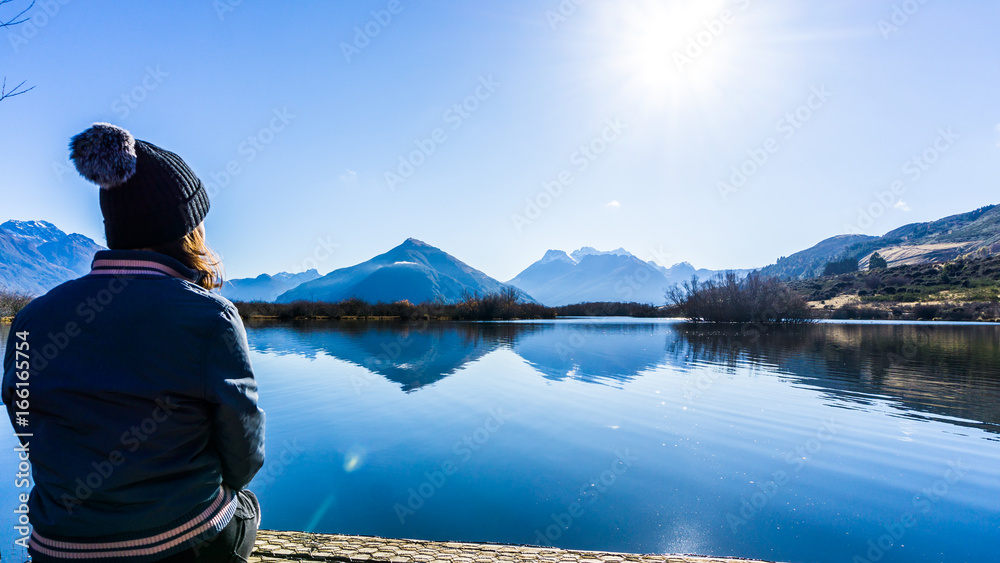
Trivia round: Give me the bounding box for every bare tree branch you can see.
[1,0,35,103]
[0,0,34,28]
[0,77,35,102]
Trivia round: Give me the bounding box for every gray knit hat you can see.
[70,123,210,249]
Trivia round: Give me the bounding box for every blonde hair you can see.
[149,226,224,290]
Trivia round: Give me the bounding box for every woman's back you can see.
[2,123,265,562]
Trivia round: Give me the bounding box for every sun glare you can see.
[585,0,782,114]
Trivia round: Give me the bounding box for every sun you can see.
[582,0,779,112]
[617,1,731,91]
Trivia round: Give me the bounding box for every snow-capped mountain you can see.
[569,247,632,261]
[222,270,322,302]
[0,220,105,295]
[507,247,743,306]
[276,238,534,304]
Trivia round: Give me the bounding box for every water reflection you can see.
[671,323,1000,434]
[247,321,520,392]
[245,320,1000,434]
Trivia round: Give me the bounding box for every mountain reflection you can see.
[511,322,669,385]
[245,320,671,389]
[246,320,522,392]
[244,320,1000,433]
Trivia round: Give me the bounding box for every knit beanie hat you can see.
[69,123,210,249]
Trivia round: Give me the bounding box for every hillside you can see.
[788,253,1000,321]
[0,220,104,295]
[760,204,1000,279]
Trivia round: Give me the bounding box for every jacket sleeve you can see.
[204,305,265,490]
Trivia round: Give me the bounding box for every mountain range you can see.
[221,270,321,302]
[0,220,104,295]
[3,201,998,304]
[505,247,735,306]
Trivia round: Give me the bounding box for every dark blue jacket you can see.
[2,250,265,561]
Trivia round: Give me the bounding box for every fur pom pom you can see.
[70,123,137,188]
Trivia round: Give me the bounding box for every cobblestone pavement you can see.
[251,530,778,563]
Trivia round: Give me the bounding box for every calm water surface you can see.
[2,320,999,563]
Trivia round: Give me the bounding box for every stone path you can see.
[251,530,778,563]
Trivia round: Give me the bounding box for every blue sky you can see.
[2,0,998,280]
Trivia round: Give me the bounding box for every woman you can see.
[2,123,265,562]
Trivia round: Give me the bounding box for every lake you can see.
[2,319,999,563]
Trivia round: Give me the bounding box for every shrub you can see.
[666,272,814,324]
[0,290,33,318]
[830,304,889,320]
[911,303,942,321]
[823,258,859,276]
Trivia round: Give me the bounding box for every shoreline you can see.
[240,315,999,324]
[251,529,778,563]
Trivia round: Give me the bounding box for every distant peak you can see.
[1,219,66,242]
[402,237,430,247]
[570,246,635,261]
[540,249,576,264]
[2,219,58,230]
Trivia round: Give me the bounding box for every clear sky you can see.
[2,0,998,280]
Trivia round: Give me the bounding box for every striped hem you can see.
[29,487,237,560]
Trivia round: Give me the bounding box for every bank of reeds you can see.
[234,288,556,321]
[829,301,1000,322]
[553,301,671,317]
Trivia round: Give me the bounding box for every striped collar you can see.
[89,250,201,284]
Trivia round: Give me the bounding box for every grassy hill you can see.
[788,253,1000,321]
